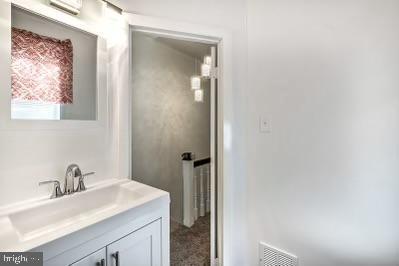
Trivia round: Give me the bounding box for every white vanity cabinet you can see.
[70,248,106,266]
[6,180,173,266]
[69,220,162,266]
[42,211,168,266]
[106,220,162,266]
[42,213,168,266]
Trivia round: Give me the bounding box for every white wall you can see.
[0,0,128,206]
[131,32,210,223]
[247,1,399,265]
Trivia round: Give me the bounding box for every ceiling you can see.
[134,30,213,60]
[155,37,212,60]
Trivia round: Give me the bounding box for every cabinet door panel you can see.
[70,248,106,266]
[107,220,161,266]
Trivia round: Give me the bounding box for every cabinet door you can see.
[70,248,106,266]
[107,219,161,266]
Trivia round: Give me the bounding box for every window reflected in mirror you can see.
[11,6,97,121]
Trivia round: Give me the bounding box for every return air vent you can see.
[259,242,298,266]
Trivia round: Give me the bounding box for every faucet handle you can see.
[82,172,95,178]
[75,172,95,192]
[39,180,63,199]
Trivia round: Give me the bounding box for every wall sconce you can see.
[194,89,204,102]
[190,76,201,90]
[50,0,82,15]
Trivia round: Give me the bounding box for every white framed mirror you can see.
[11,6,98,121]
[0,0,108,129]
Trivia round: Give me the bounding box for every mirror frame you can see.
[0,0,108,130]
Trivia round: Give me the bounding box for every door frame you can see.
[124,13,233,266]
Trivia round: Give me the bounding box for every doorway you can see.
[129,29,219,265]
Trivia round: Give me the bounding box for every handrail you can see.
[194,157,211,168]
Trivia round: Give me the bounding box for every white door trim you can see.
[124,13,233,266]
[209,45,219,265]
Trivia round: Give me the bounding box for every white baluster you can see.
[199,167,205,217]
[193,168,198,221]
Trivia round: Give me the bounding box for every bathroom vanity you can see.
[0,179,170,266]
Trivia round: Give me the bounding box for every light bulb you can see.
[190,76,201,90]
[201,63,211,78]
[194,89,204,102]
[204,55,212,65]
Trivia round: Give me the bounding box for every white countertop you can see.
[0,178,169,252]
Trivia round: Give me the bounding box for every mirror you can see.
[10,6,98,121]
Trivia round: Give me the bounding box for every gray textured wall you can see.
[131,32,210,223]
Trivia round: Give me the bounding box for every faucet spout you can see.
[64,164,81,194]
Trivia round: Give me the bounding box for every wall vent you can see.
[259,242,298,266]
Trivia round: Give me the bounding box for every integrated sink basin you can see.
[9,181,150,241]
[0,178,169,252]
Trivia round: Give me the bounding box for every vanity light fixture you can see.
[194,89,204,102]
[50,0,82,15]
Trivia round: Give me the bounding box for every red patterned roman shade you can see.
[11,27,73,104]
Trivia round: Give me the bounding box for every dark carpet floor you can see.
[170,215,210,266]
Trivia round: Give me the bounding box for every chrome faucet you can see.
[64,164,81,195]
[39,164,95,199]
